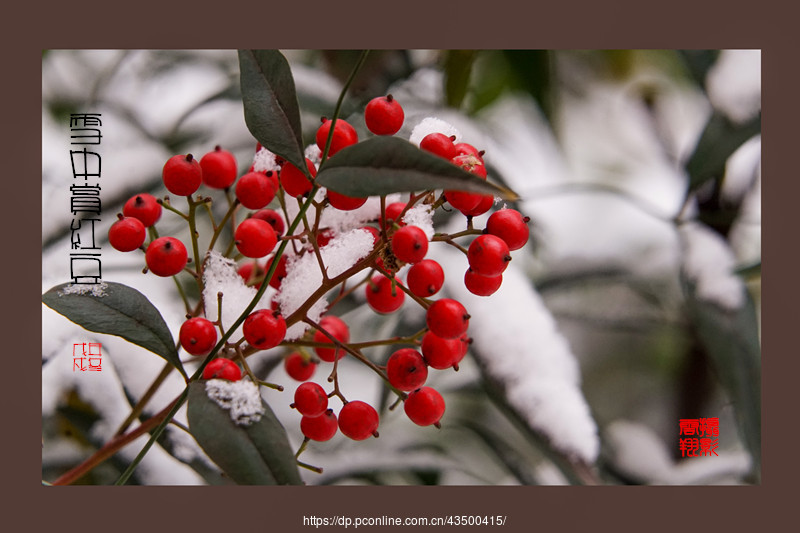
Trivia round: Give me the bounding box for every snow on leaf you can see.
[205,379,266,426]
[432,246,600,464]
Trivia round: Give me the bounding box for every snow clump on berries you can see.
[679,221,745,311]
[409,117,462,147]
[205,379,266,426]
[401,204,435,240]
[252,147,281,174]
[202,251,273,337]
[276,228,376,340]
[433,245,600,464]
[304,144,322,167]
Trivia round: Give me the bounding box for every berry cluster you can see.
[108,92,530,470]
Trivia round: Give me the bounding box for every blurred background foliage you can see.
[42,49,760,485]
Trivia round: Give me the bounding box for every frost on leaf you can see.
[205,379,265,426]
[58,282,109,297]
[679,221,745,311]
[434,246,600,464]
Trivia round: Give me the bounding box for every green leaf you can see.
[238,49,306,172]
[316,136,519,200]
[42,282,186,378]
[684,280,761,480]
[686,111,761,192]
[443,50,478,109]
[501,50,553,123]
[187,382,302,485]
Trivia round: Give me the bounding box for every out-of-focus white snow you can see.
[679,221,745,311]
[706,50,761,123]
[431,242,600,464]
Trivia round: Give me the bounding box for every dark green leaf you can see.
[316,136,519,200]
[677,50,721,89]
[238,50,307,172]
[684,279,761,480]
[187,382,302,485]
[734,260,761,280]
[444,50,478,109]
[501,50,553,123]
[42,282,185,378]
[686,111,761,192]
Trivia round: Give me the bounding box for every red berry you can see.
[179,317,218,356]
[301,409,338,441]
[327,189,368,211]
[421,331,464,370]
[280,158,317,198]
[464,267,503,297]
[391,225,428,264]
[293,382,329,417]
[426,298,469,339]
[452,153,487,178]
[338,401,379,440]
[108,216,146,252]
[387,348,428,391]
[420,133,457,160]
[202,358,242,381]
[251,209,285,235]
[235,218,277,258]
[454,142,484,163]
[162,154,202,196]
[284,352,317,382]
[459,194,494,217]
[238,261,265,288]
[366,275,405,314]
[404,387,445,426]
[381,201,407,229]
[406,259,445,297]
[313,315,350,362]
[145,237,188,277]
[445,190,483,213]
[123,193,162,227]
[235,171,277,209]
[200,146,237,189]
[365,94,404,135]
[243,309,287,350]
[467,234,511,277]
[315,229,335,248]
[486,209,530,251]
[315,117,358,156]
[264,253,289,289]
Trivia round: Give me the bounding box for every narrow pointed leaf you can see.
[316,136,519,200]
[238,49,306,171]
[686,111,761,192]
[42,282,185,378]
[684,281,761,480]
[187,382,302,485]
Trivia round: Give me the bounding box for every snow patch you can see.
[205,379,266,426]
